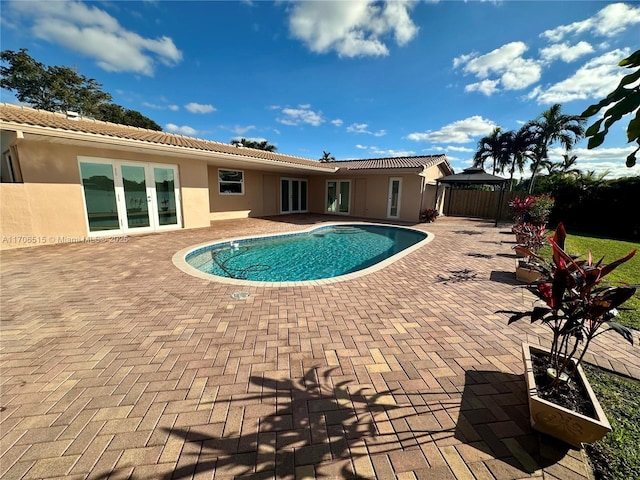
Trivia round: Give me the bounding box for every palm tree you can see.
[523,104,585,193]
[557,153,581,176]
[503,126,535,190]
[319,151,335,162]
[231,138,277,152]
[473,127,509,175]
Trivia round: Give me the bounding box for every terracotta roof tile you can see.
[0,103,330,169]
[334,155,453,173]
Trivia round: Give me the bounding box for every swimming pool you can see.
[174,223,432,285]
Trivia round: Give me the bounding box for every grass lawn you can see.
[583,364,640,480]
[540,230,640,331]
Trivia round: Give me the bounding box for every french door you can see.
[326,180,350,214]
[79,157,181,236]
[387,177,402,218]
[281,178,308,213]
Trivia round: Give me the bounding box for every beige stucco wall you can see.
[308,173,423,222]
[0,138,210,249]
[208,167,284,220]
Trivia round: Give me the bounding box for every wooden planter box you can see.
[522,343,611,448]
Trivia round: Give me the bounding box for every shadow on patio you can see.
[97,368,570,479]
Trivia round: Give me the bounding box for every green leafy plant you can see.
[582,49,640,168]
[527,194,555,226]
[420,208,439,223]
[500,223,638,387]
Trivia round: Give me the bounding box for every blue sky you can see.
[1,1,639,178]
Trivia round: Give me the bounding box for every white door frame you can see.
[326,180,351,215]
[387,177,402,219]
[280,177,308,214]
[78,156,181,236]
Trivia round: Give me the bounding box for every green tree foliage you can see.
[473,127,509,175]
[231,138,277,152]
[1,49,161,131]
[502,126,536,190]
[522,103,585,194]
[319,150,335,162]
[582,49,640,167]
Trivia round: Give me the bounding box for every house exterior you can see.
[0,103,453,249]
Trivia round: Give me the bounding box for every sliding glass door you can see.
[281,178,308,214]
[79,157,181,235]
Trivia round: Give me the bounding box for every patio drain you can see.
[231,291,251,300]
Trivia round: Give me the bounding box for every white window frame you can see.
[218,169,244,195]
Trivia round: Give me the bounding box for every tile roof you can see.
[0,104,452,175]
[0,103,329,169]
[334,155,453,174]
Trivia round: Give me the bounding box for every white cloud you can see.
[230,125,256,135]
[541,3,640,42]
[7,0,182,76]
[331,119,344,126]
[276,105,324,126]
[185,102,216,114]
[527,48,631,104]
[370,147,416,157]
[454,41,541,95]
[165,124,198,136]
[548,146,640,178]
[143,102,180,111]
[355,144,368,149]
[407,116,498,144]
[539,41,594,63]
[288,0,418,58]
[446,146,475,153]
[346,122,386,136]
[465,79,500,96]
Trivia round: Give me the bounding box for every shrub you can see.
[420,208,439,223]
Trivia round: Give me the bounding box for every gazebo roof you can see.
[437,167,507,185]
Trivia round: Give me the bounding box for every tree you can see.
[582,49,640,167]
[522,103,585,193]
[319,151,335,162]
[1,49,161,130]
[231,138,277,152]
[473,127,509,175]
[556,153,581,176]
[503,126,535,190]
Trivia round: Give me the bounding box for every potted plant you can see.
[511,223,547,282]
[499,223,638,447]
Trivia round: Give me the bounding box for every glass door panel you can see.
[339,181,350,213]
[281,179,289,212]
[121,165,150,228]
[80,162,120,232]
[388,178,401,218]
[300,181,307,211]
[327,181,337,213]
[291,180,300,212]
[154,167,178,226]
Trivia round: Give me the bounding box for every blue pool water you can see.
[185,224,428,282]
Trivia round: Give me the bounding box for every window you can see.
[1,149,22,183]
[218,169,244,195]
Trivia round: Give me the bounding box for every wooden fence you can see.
[444,189,518,222]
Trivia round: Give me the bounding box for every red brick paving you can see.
[1,215,638,479]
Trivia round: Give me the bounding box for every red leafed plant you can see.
[500,223,638,387]
[509,195,535,224]
[512,222,546,256]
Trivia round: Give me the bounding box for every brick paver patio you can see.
[1,215,638,480]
